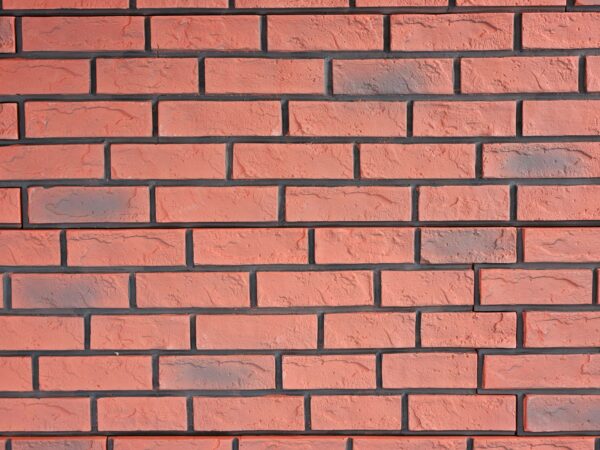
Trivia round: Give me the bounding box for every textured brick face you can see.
[1,0,599,447]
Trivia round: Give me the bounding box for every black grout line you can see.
[185,229,194,268]
[401,394,409,431]
[414,311,422,348]
[513,13,522,53]
[453,58,461,94]
[84,313,91,350]
[516,227,524,263]
[13,16,21,53]
[281,99,289,136]
[373,269,382,307]
[593,268,598,305]
[151,98,159,137]
[579,55,587,93]
[31,353,39,391]
[509,184,517,221]
[317,313,325,349]
[232,437,239,450]
[516,311,524,348]
[59,229,67,267]
[90,395,98,432]
[304,394,311,431]
[467,437,474,450]
[152,354,159,390]
[103,142,111,180]
[406,100,414,137]
[346,437,353,450]
[411,185,419,222]
[275,352,283,389]
[198,57,206,94]
[383,15,391,52]
[413,228,421,264]
[308,228,315,264]
[249,271,258,308]
[325,58,333,96]
[475,143,483,179]
[190,314,197,350]
[144,16,151,52]
[515,100,523,137]
[375,352,383,389]
[187,396,194,431]
[225,143,234,180]
[353,143,361,179]
[278,185,286,223]
[90,58,97,95]
[260,15,268,52]
[476,351,484,389]
[149,184,156,223]
[516,393,525,434]
[2,274,10,310]
[129,273,137,308]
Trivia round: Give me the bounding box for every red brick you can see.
[160,355,275,390]
[419,185,510,221]
[0,398,90,431]
[519,185,600,220]
[39,356,152,391]
[12,273,129,309]
[91,315,189,350]
[524,228,600,262]
[156,186,278,222]
[484,354,600,389]
[482,142,600,178]
[409,395,516,431]
[113,438,232,450]
[26,101,152,138]
[286,186,411,221]
[0,144,104,180]
[383,353,477,389]
[586,56,600,91]
[480,269,592,305]
[194,396,305,431]
[461,57,578,93]
[324,312,415,349]
[159,101,281,136]
[0,188,20,224]
[413,101,516,137]
[361,143,476,179]
[334,59,454,95]
[289,101,406,137]
[194,228,308,265]
[239,438,346,450]
[0,230,60,266]
[524,311,600,347]
[524,100,600,136]
[97,58,199,94]
[0,18,15,53]
[238,0,346,5]
[98,397,187,431]
[111,144,225,180]
[138,0,227,6]
[421,227,516,263]
[22,16,145,51]
[151,16,260,50]
[311,395,402,430]
[0,59,90,94]
[0,357,32,391]
[523,13,600,49]
[233,143,353,179]
[382,270,474,306]
[0,316,83,350]
[283,355,376,389]
[421,312,517,348]
[67,229,185,266]
[196,314,316,349]
[12,438,106,450]
[459,0,562,4]
[206,58,324,94]
[392,14,513,51]
[357,0,446,4]
[473,438,595,450]
[0,103,18,139]
[136,272,249,308]
[257,271,373,307]
[353,438,467,450]
[5,0,128,7]
[268,15,383,51]
[315,228,414,264]
[28,186,149,224]
[525,395,600,432]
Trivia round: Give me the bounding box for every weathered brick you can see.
[324,312,415,349]
[0,398,90,432]
[333,59,454,95]
[382,270,474,306]
[383,353,477,389]
[360,143,476,179]
[480,269,592,305]
[525,395,600,432]
[409,395,516,431]
[419,185,510,221]
[12,273,130,309]
[233,143,353,179]
[282,355,376,389]
[26,101,152,138]
[194,228,308,265]
[289,101,406,137]
[392,14,513,51]
[194,396,305,431]
[22,16,145,51]
[311,395,402,430]
[524,311,600,347]
[315,228,414,264]
[257,271,373,307]
[67,229,186,266]
[136,272,249,308]
[206,58,324,94]
[11,438,106,450]
[156,186,278,222]
[196,314,317,349]
[91,315,190,350]
[0,59,90,94]
[98,397,187,431]
[39,356,152,390]
[97,58,199,94]
[421,312,517,348]
[286,186,411,221]
[159,355,275,390]
[268,15,383,51]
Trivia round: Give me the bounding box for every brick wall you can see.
[0,0,599,448]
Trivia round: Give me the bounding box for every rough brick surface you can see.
[1,1,598,446]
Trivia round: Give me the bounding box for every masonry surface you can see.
[0,0,600,449]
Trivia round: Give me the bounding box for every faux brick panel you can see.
[3,1,600,445]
